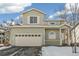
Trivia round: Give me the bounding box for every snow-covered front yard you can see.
[0,46,79,56]
[42,46,79,56]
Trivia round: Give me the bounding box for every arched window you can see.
[48,31,56,39]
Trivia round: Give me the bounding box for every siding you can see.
[22,10,45,25]
[71,25,79,43]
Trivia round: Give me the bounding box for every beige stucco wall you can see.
[21,10,45,25]
[10,27,45,46]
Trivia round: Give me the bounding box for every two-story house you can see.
[8,8,71,46]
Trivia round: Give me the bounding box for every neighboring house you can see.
[0,27,10,46]
[0,28,5,44]
[71,23,79,45]
[3,8,71,46]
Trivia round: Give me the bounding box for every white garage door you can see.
[14,33,42,46]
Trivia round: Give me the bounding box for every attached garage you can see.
[14,33,42,46]
[10,27,45,46]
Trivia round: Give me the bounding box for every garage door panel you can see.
[14,34,42,46]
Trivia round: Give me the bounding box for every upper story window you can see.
[49,22,60,25]
[50,22,55,25]
[30,16,37,24]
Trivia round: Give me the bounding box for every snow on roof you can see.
[45,19,65,22]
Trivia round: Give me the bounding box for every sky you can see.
[0,3,65,23]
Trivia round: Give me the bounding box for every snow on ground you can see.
[42,46,79,56]
[0,46,12,50]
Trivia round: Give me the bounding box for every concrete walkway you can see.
[42,46,79,56]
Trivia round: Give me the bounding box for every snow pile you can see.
[0,46,12,50]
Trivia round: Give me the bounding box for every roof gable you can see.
[60,23,72,28]
[21,8,46,15]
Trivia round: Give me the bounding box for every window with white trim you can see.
[48,32,56,39]
[30,16,37,24]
